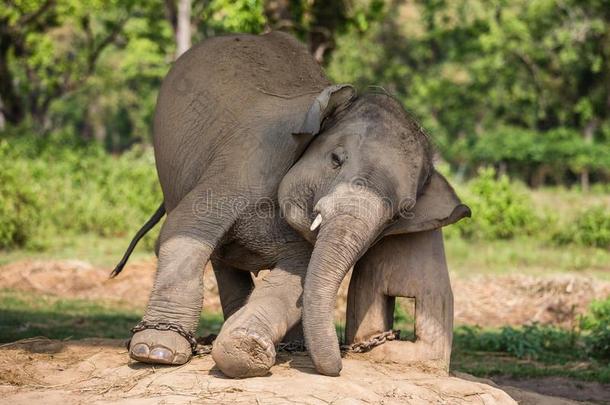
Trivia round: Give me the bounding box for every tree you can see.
[264,0,383,63]
[328,0,610,187]
[0,0,135,128]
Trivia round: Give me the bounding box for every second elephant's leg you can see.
[212,259,254,320]
[345,230,453,370]
[212,249,309,378]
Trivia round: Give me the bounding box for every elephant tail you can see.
[110,202,166,278]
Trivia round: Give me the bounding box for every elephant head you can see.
[278,86,470,376]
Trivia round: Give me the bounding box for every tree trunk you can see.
[0,34,25,126]
[0,96,6,130]
[531,165,549,188]
[498,161,507,177]
[580,120,597,192]
[175,0,191,59]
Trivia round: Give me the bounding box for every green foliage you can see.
[0,142,40,248]
[454,297,610,369]
[455,324,577,361]
[499,325,578,360]
[0,136,161,250]
[581,299,610,359]
[3,0,610,186]
[470,126,610,180]
[553,206,610,249]
[455,168,540,239]
[201,0,266,34]
[327,0,610,185]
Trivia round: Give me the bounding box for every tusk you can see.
[310,213,322,231]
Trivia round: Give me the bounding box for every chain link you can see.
[276,339,307,352]
[341,330,401,353]
[193,333,216,355]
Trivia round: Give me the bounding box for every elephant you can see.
[112,31,470,378]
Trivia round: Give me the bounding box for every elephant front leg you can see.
[129,187,236,365]
[345,230,453,372]
[211,249,309,377]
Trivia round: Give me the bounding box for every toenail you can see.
[149,347,174,362]
[131,343,150,358]
[174,353,189,364]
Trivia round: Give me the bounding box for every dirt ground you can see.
[1,258,608,327]
[1,259,609,404]
[0,337,582,405]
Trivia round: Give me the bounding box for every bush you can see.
[455,298,610,362]
[0,136,162,250]
[498,324,577,360]
[0,141,40,248]
[553,206,610,249]
[455,168,541,240]
[581,299,610,360]
[454,324,577,361]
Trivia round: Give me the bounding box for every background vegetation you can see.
[2,0,610,186]
[1,0,609,250]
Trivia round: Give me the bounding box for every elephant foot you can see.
[358,340,449,372]
[211,328,276,378]
[129,329,192,365]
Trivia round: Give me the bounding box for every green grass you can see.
[0,233,154,267]
[450,324,610,383]
[445,236,610,279]
[451,350,610,383]
[0,289,223,342]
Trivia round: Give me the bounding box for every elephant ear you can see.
[295,84,356,136]
[383,169,471,236]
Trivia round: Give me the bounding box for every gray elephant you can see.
[113,31,469,377]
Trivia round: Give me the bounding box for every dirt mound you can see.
[0,337,561,404]
[1,259,608,327]
[0,259,222,313]
[453,274,610,328]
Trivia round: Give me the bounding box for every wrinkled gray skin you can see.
[130,31,467,377]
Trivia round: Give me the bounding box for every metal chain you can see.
[129,321,200,355]
[340,330,401,353]
[194,333,217,355]
[128,323,399,356]
[276,339,306,352]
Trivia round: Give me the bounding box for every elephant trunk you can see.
[303,186,389,376]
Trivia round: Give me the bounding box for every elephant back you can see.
[153,32,329,210]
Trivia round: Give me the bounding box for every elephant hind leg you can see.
[130,186,239,366]
[211,259,254,320]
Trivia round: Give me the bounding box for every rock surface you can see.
[0,338,577,405]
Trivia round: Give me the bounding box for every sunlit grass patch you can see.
[0,289,223,343]
[445,237,610,278]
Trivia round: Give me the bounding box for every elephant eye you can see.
[330,152,343,168]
